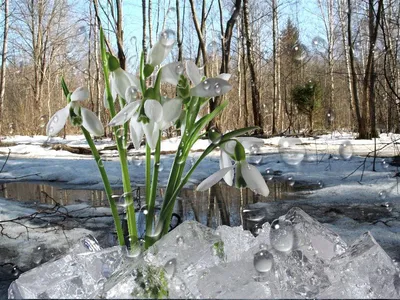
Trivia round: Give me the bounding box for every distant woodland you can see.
[0,0,399,139]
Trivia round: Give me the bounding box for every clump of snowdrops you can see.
[46,28,269,252]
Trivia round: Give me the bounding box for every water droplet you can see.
[278,137,305,166]
[32,245,45,265]
[125,86,139,103]
[202,80,210,90]
[207,41,218,55]
[259,243,267,250]
[378,190,387,200]
[175,63,184,75]
[126,240,142,258]
[159,29,176,46]
[265,168,274,180]
[334,243,346,255]
[214,83,221,94]
[176,235,184,246]
[157,162,164,172]
[339,140,353,160]
[317,180,324,188]
[270,219,294,252]
[180,283,186,291]
[248,144,262,165]
[116,127,125,139]
[118,192,135,208]
[253,250,273,273]
[208,126,221,144]
[381,159,389,169]
[131,156,142,166]
[312,36,327,52]
[164,258,177,277]
[287,176,295,187]
[251,223,262,236]
[97,158,104,168]
[53,115,59,123]
[11,266,20,277]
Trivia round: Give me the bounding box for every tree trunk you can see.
[0,0,9,129]
[243,0,262,133]
[176,0,183,61]
[116,0,125,70]
[142,0,147,60]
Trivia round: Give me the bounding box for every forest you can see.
[0,0,399,139]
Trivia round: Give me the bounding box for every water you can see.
[0,178,306,229]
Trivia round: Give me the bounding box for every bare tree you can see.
[0,0,9,128]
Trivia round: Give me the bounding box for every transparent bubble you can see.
[208,127,221,144]
[207,41,218,56]
[248,145,263,165]
[287,176,295,187]
[157,162,164,172]
[97,158,104,168]
[131,156,142,166]
[122,137,130,150]
[125,86,139,103]
[116,127,125,139]
[164,258,177,278]
[293,43,308,61]
[265,168,274,180]
[334,243,346,255]
[259,243,267,250]
[317,180,324,189]
[312,36,327,52]
[251,223,262,236]
[126,240,142,258]
[118,192,135,208]
[253,250,273,273]
[381,159,389,169]
[11,266,20,277]
[278,137,305,166]
[270,219,294,252]
[176,235,184,246]
[32,245,44,265]
[378,190,387,200]
[167,6,176,15]
[159,29,176,46]
[339,140,353,160]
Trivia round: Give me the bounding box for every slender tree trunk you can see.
[195,0,206,66]
[272,0,278,134]
[115,0,125,69]
[148,0,153,48]
[0,0,9,130]
[347,0,366,138]
[176,0,183,61]
[142,0,147,60]
[243,0,262,133]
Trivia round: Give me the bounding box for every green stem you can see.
[145,135,161,248]
[81,126,125,246]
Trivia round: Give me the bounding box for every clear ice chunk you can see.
[8,235,124,299]
[319,231,400,299]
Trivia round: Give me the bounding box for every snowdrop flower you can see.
[160,61,233,98]
[108,68,141,104]
[109,97,182,150]
[46,87,104,137]
[197,139,269,197]
[147,40,174,67]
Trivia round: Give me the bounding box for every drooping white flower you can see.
[109,98,182,150]
[147,40,174,67]
[109,68,141,101]
[46,87,104,137]
[197,138,269,197]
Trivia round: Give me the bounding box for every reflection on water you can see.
[0,178,307,228]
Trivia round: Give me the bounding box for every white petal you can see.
[108,100,141,126]
[197,166,235,191]
[130,115,144,149]
[126,73,142,92]
[143,121,160,150]
[144,100,163,123]
[162,98,182,123]
[148,41,173,66]
[111,68,132,98]
[109,78,118,100]
[103,89,110,109]
[81,108,104,136]
[185,61,202,85]
[221,140,237,157]
[71,87,89,102]
[217,73,231,81]
[46,105,70,136]
[237,137,264,150]
[190,78,232,97]
[220,151,233,186]
[240,161,269,197]
[161,62,182,85]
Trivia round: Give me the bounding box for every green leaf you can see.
[144,88,157,100]
[144,64,155,78]
[61,77,70,98]
[220,126,259,142]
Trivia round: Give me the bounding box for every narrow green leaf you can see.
[144,64,155,78]
[220,126,259,142]
[61,77,70,98]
